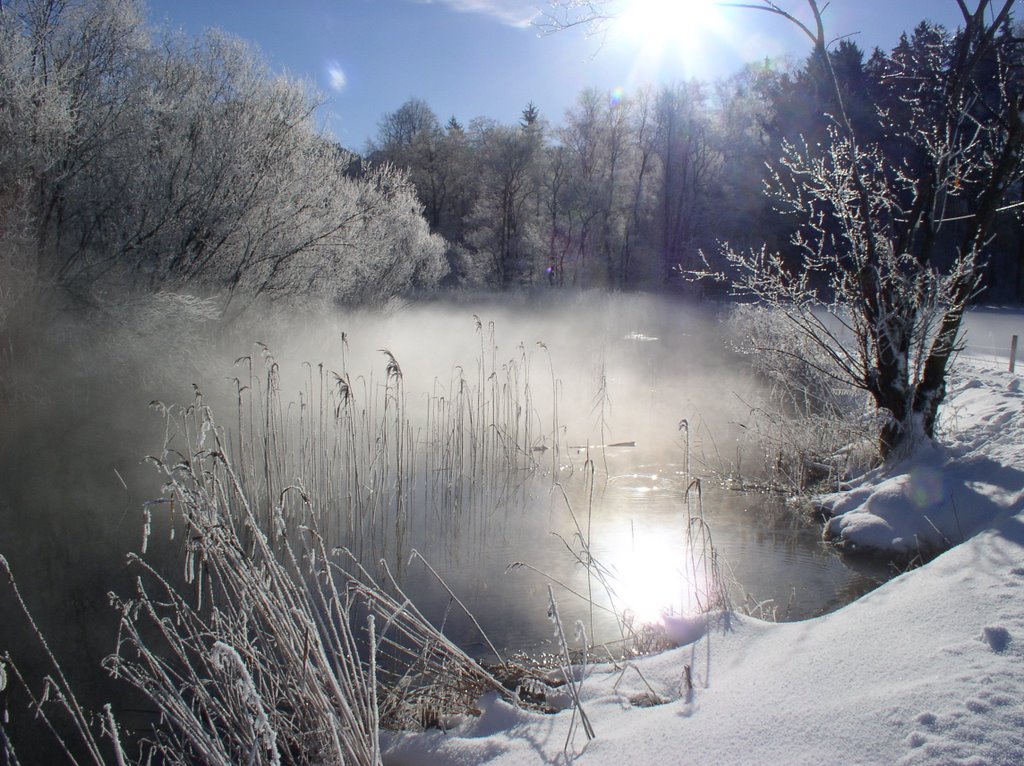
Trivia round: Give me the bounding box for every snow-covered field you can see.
[384,354,1024,765]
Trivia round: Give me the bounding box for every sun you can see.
[598,517,713,628]
[608,0,732,79]
[617,0,721,49]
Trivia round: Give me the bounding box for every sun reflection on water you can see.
[597,514,715,629]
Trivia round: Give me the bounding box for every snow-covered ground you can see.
[820,359,1023,558]
[383,355,1024,765]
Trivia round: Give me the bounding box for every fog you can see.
[0,290,902,755]
[962,306,1024,365]
[224,291,754,458]
[0,293,750,653]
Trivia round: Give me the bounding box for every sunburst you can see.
[615,0,726,60]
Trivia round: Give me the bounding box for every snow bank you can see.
[820,361,1024,558]
[383,358,1024,765]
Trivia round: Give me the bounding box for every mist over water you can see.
[0,291,888,753]
[238,291,752,460]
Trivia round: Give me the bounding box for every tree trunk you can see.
[874,384,909,460]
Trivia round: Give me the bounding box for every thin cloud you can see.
[326,61,347,92]
[416,0,539,28]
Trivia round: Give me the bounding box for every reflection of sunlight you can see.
[604,524,710,626]
[608,472,661,492]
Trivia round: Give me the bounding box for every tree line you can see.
[2,0,1022,332]
[365,86,721,291]
[367,17,1024,301]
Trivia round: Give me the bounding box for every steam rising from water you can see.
[0,292,894,749]
[245,292,756,466]
[3,291,1010,758]
[0,292,752,652]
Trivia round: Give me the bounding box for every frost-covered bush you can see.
[0,0,447,309]
[727,304,880,491]
[326,164,448,305]
[84,290,223,387]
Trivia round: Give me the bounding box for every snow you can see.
[383,356,1024,765]
[821,359,1024,557]
[660,613,706,647]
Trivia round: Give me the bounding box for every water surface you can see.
[0,293,890,754]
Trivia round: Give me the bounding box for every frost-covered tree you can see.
[0,0,148,293]
[544,0,1024,460]
[369,100,489,283]
[555,89,613,285]
[466,117,545,286]
[710,64,791,259]
[0,0,446,314]
[709,1,1023,459]
[548,87,662,287]
[652,82,720,286]
[368,99,447,229]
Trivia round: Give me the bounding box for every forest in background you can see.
[366,22,1024,298]
[0,0,446,328]
[1,0,1023,362]
[4,2,1024,314]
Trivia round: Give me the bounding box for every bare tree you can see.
[557,89,609,285]
[543,87,663,287]
[466,117,544,286]
[716,1,1023,459]
[652,82,720,286]
[368,99,451,230]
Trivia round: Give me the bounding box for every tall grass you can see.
[2,312,739,762]
[216,318,561,565]
[121,320,574,756]
[3,317,567,763]
[107,362,540,763]
[1,555,125,765]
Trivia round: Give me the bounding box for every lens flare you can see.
[325,60,347,93]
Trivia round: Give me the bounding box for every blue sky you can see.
[145,1,976,153]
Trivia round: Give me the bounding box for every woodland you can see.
[2,0,1023,328]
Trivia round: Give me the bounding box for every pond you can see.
[0,293,890,753]
[396,449,889,660]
